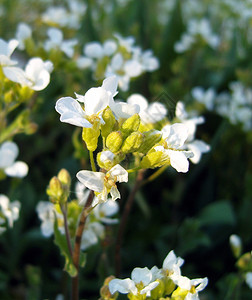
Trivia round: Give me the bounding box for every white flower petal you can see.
[167,150,190,173]
[76,170,105,192]
[131,267,152,285]
[84,42,104,58]
[109,278,137,295]
[102,75,119,97]
[0,141,18,169]
[187,140,210,164]
[110,186,120,201]
[55,97,92,128]
[3,66,28,85]
[140,281,160,295]
[5,161,28,178]
[84,87,111,115]
[162,123,188,149]
[127,94,148,110]
[108,164,128,183]
[111,101,140,119]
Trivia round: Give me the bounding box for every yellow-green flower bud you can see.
[164,277,176,295]
[236,252,252,271]
[140,150,170,169]
[97,150,125,170]
[171,287,188,300]
[121,132,144,153]
[106,131,123,152]
[100,276,118,300]
[82,121,100,151]
[121,114,140,137]
[46,176,64,203]
[230,234,242,258]
[151,279,165,299]
[101,107,116,138]
[138,129,162,154]
[58,169,71,188]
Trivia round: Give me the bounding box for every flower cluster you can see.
[37,182,119,250]
[76,34,159,91]
[100,250,208,300]
[192,81,252,131]
[55,76,210,205]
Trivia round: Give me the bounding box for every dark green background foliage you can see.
[0,0,252,299]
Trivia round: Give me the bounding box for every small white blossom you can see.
[76,164,128,203]
[245,272,252,289]
[15,22,32,50]
[44,28,77,58]
[127,93,167,124]
[109,267,159,297]
[55,76,118,128]
[0,194,21,229]
[156,123,194,173]
[0,141,28,178]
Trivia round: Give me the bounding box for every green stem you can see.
[72,190,94,300]
[89,151,97,172]
[142,164,168,185]
[60,203,73,257]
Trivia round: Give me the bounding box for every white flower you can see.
[55,76,118,127]
[44,28,77,58]
[16,22,32,50]
[36,201,64,237]
[162,250,184,276]
[245,272,252,289]
[175,101,210,164]
[3,58,53,91]
[0,194,21,228]
[192,87,216,111]
[0,38,19,67]
[171,275,208,300]
[127,93,167,124]
[109,267,159,296]
[76,164,128,203]
[156,123,194,173]
[0,141,28,178]
[81,221,104,250]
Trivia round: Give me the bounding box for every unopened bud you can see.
[106,131,123,152]
[121,114,140,136]
[236,252,252,271]
[101,107,116,138]
[121,131,144,153]
[47,176,63,203]
[138,129,162,154]
[100,276,118,300]
[151,279,165,299]
[171,286,188,299]
[82,120,100,151]
[58,169,71,188]
[140,149,169,169]
[230,234,242,258]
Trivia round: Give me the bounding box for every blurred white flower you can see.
[0,141,28,178]
[127,93,167,124]
[15,22,32,50]
[245,272,252,289]
[192,87,216,111]
[44,28,77,58]
[36,201,64,237]
[0,38,19,67]
[0,194,21,228]
[3,57,53,91]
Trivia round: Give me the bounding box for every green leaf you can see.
[198,200,236,226]
[53,216,77,277]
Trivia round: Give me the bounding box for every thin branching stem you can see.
[60,203,73,257]
[72,190,94,300]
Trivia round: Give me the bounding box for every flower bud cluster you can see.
[46,169,71,204]
[100,250,208,300]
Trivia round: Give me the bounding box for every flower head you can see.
[76,164,128,203]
